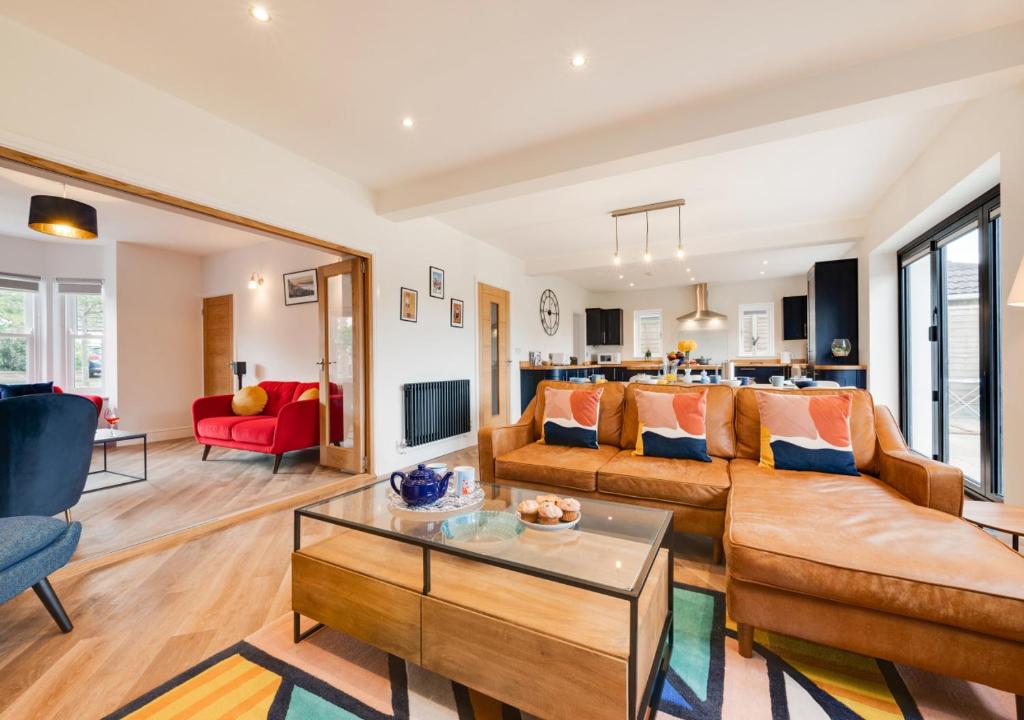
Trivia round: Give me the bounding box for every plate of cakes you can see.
[515,494,582,531]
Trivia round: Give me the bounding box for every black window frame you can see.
[897,185,1001,500]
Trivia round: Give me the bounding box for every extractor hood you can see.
[676,283,727,323]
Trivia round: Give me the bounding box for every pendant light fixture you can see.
[676,204,685,259]
[612,216,621,265]
[609,198,685,267]
[28,184,98,239]
[643,212,652,263]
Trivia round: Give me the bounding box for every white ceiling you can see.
[2,0,1021,192]
[0,163,267,255]
[437,106,960,290]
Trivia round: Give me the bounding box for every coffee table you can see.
[293,481,674,720]
[85,429,148,493]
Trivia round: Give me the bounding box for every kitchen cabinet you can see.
[585,308,623,346]
[733,365,787,384]
[782,295,807,340]
[807,259,858,366]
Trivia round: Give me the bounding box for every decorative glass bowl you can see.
[831,338,852,358]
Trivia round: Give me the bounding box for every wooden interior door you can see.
[318,260,366,473]
[478,283,511,429]
[202,294,234,395]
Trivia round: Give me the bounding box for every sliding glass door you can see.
[898,187,1001,498]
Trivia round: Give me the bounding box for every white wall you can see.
[858,84,1024,502]
[202,239,337,384]
[589,276,809,364]
[116,243,203,440]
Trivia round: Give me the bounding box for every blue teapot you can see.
[390,464,452,507]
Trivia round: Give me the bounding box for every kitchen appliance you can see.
[676,283,727,324]
[549,352,569,365]
[595,352,621,365]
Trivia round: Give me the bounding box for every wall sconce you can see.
[248,271,264,290]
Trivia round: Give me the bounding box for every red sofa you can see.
[53,386,103,416]
[191,381,343,473]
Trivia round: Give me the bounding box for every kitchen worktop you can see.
[730,358,808,366]
[519,360,723,371]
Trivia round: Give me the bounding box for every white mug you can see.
[453,465,477,495]
[769,375,785,387]
[425,463,447,475]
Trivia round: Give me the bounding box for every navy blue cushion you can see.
[0,382,53,399]
[0,517,81,605]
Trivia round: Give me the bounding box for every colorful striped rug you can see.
[105,585,1015,720]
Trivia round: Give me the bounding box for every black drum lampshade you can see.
[28,195,98,239]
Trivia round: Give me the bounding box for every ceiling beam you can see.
[376,21,1024,221]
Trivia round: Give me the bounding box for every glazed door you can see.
[318,259,365,473]
[478,282,511,429]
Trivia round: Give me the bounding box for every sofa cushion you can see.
[633,388,710,461]
[726,459,1024,641]
[0,382,54,399]
[540,386,603,449]
[230,417,277,446]
[496,442,619,492]
[0,516,68,572]
[196,416,258,441]
[258,381,298,416]
[734,387,877,473]
[532,380,625,448]
[755,391,858,475]
[620,384,735,459]
[232,385,268,416]
[292,382,318,402]
[599,450,730,509]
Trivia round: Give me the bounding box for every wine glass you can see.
[103,404,120,431]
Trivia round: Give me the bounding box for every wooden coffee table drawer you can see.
[421,596,628,720]
[292,553,421,663]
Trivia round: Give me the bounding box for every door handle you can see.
[316,359,337,367]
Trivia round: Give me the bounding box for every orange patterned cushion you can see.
[756,391,857,475]
[634,389,710,461]
[541,386,603,449]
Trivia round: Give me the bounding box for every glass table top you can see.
[298,480,672,595]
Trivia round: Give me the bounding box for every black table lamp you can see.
[229,361,247,390]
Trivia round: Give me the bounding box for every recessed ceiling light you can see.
[618,274,624,279]
[249,5,271,22]
[762,259,768,265]
[570,54,588,68]
[401,116,415,129]
[629,282,635,287]
[685,267,691,272]
[760,270,765,275]
[690,276,696,281]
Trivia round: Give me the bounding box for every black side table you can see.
[86,429,148,493]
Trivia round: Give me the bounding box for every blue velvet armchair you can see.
[0,394,96,631]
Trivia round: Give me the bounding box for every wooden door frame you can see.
[202,294,234,395]
[0,145,376,473]
[477,282,511,428]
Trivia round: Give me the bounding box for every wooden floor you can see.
[0,445,723,719]
[75,438,353,559]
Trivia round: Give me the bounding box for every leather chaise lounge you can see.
[479,380,1024,712]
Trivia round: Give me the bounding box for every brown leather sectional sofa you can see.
[478,380,1024,711]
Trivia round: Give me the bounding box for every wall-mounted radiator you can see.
[403,379,471,447]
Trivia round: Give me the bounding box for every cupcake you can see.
[536,494,561,505]
[556,498,581,522]
[517,499,540,523]
[536,501,563,525]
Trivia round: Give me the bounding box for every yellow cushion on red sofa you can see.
[296,387,319,401]
[232,385,268,416]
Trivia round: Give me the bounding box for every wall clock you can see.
[539,289,560,336]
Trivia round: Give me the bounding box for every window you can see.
[633,309,662,358]
[59,279,105,393]
[898,187,1001,499]
[737,303,774,357]
[0,274,41,384]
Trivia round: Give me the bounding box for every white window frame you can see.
[633,308,663,358]
[737,302,775,357]
[59,280,105,395]
[0,283,41,384]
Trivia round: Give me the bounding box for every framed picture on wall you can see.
[450,298,464,328]
[429,266,445,299]
[283,269,318,306]
[400,287,418,322]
